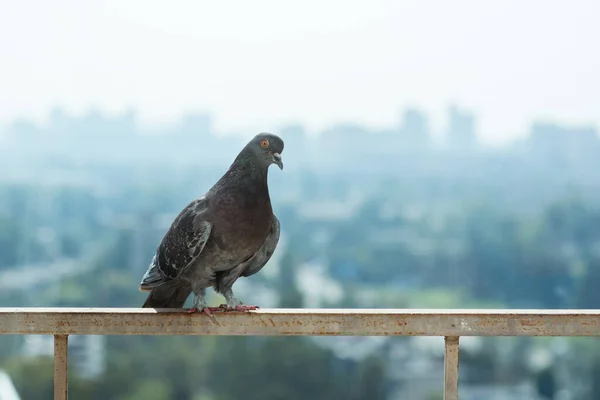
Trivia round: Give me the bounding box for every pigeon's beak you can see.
[272,152,283,170]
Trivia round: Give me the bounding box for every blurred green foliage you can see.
[2,179,600,399]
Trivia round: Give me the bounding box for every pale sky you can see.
[0,0,598,143]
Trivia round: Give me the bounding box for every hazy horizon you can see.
[1,0,599,145]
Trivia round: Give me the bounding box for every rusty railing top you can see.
[1,308,600,336]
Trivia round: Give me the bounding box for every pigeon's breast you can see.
[206,190,273,268]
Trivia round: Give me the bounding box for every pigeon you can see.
[139,133,283,315]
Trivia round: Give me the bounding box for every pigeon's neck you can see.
[219,155,270,191]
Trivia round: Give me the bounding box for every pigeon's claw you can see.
[188,306,222,323]
[188,306,222,315]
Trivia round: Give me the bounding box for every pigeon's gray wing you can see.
[139,197,212,290]
[241,215,280,278]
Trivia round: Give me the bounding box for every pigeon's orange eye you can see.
[260,139,269,148]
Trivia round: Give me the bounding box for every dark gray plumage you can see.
[139,133,283,314]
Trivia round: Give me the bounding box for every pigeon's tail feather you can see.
[142,282,192,308]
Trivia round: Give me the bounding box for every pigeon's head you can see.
[248,133,284,170]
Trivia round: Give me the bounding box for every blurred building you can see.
[446,104,477,149]
[22,335,106,379]
[400,108,431,148]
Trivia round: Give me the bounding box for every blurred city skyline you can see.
[1,0,599,145]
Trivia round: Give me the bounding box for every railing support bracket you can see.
[444,336,459,400]
[54,334,68,400]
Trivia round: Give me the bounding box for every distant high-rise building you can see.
[529,122,600,159]
[447,105,477,148]
[530,123,562,148]
[400,108,430,146]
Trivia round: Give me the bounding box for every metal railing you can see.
[2,308,600,400]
